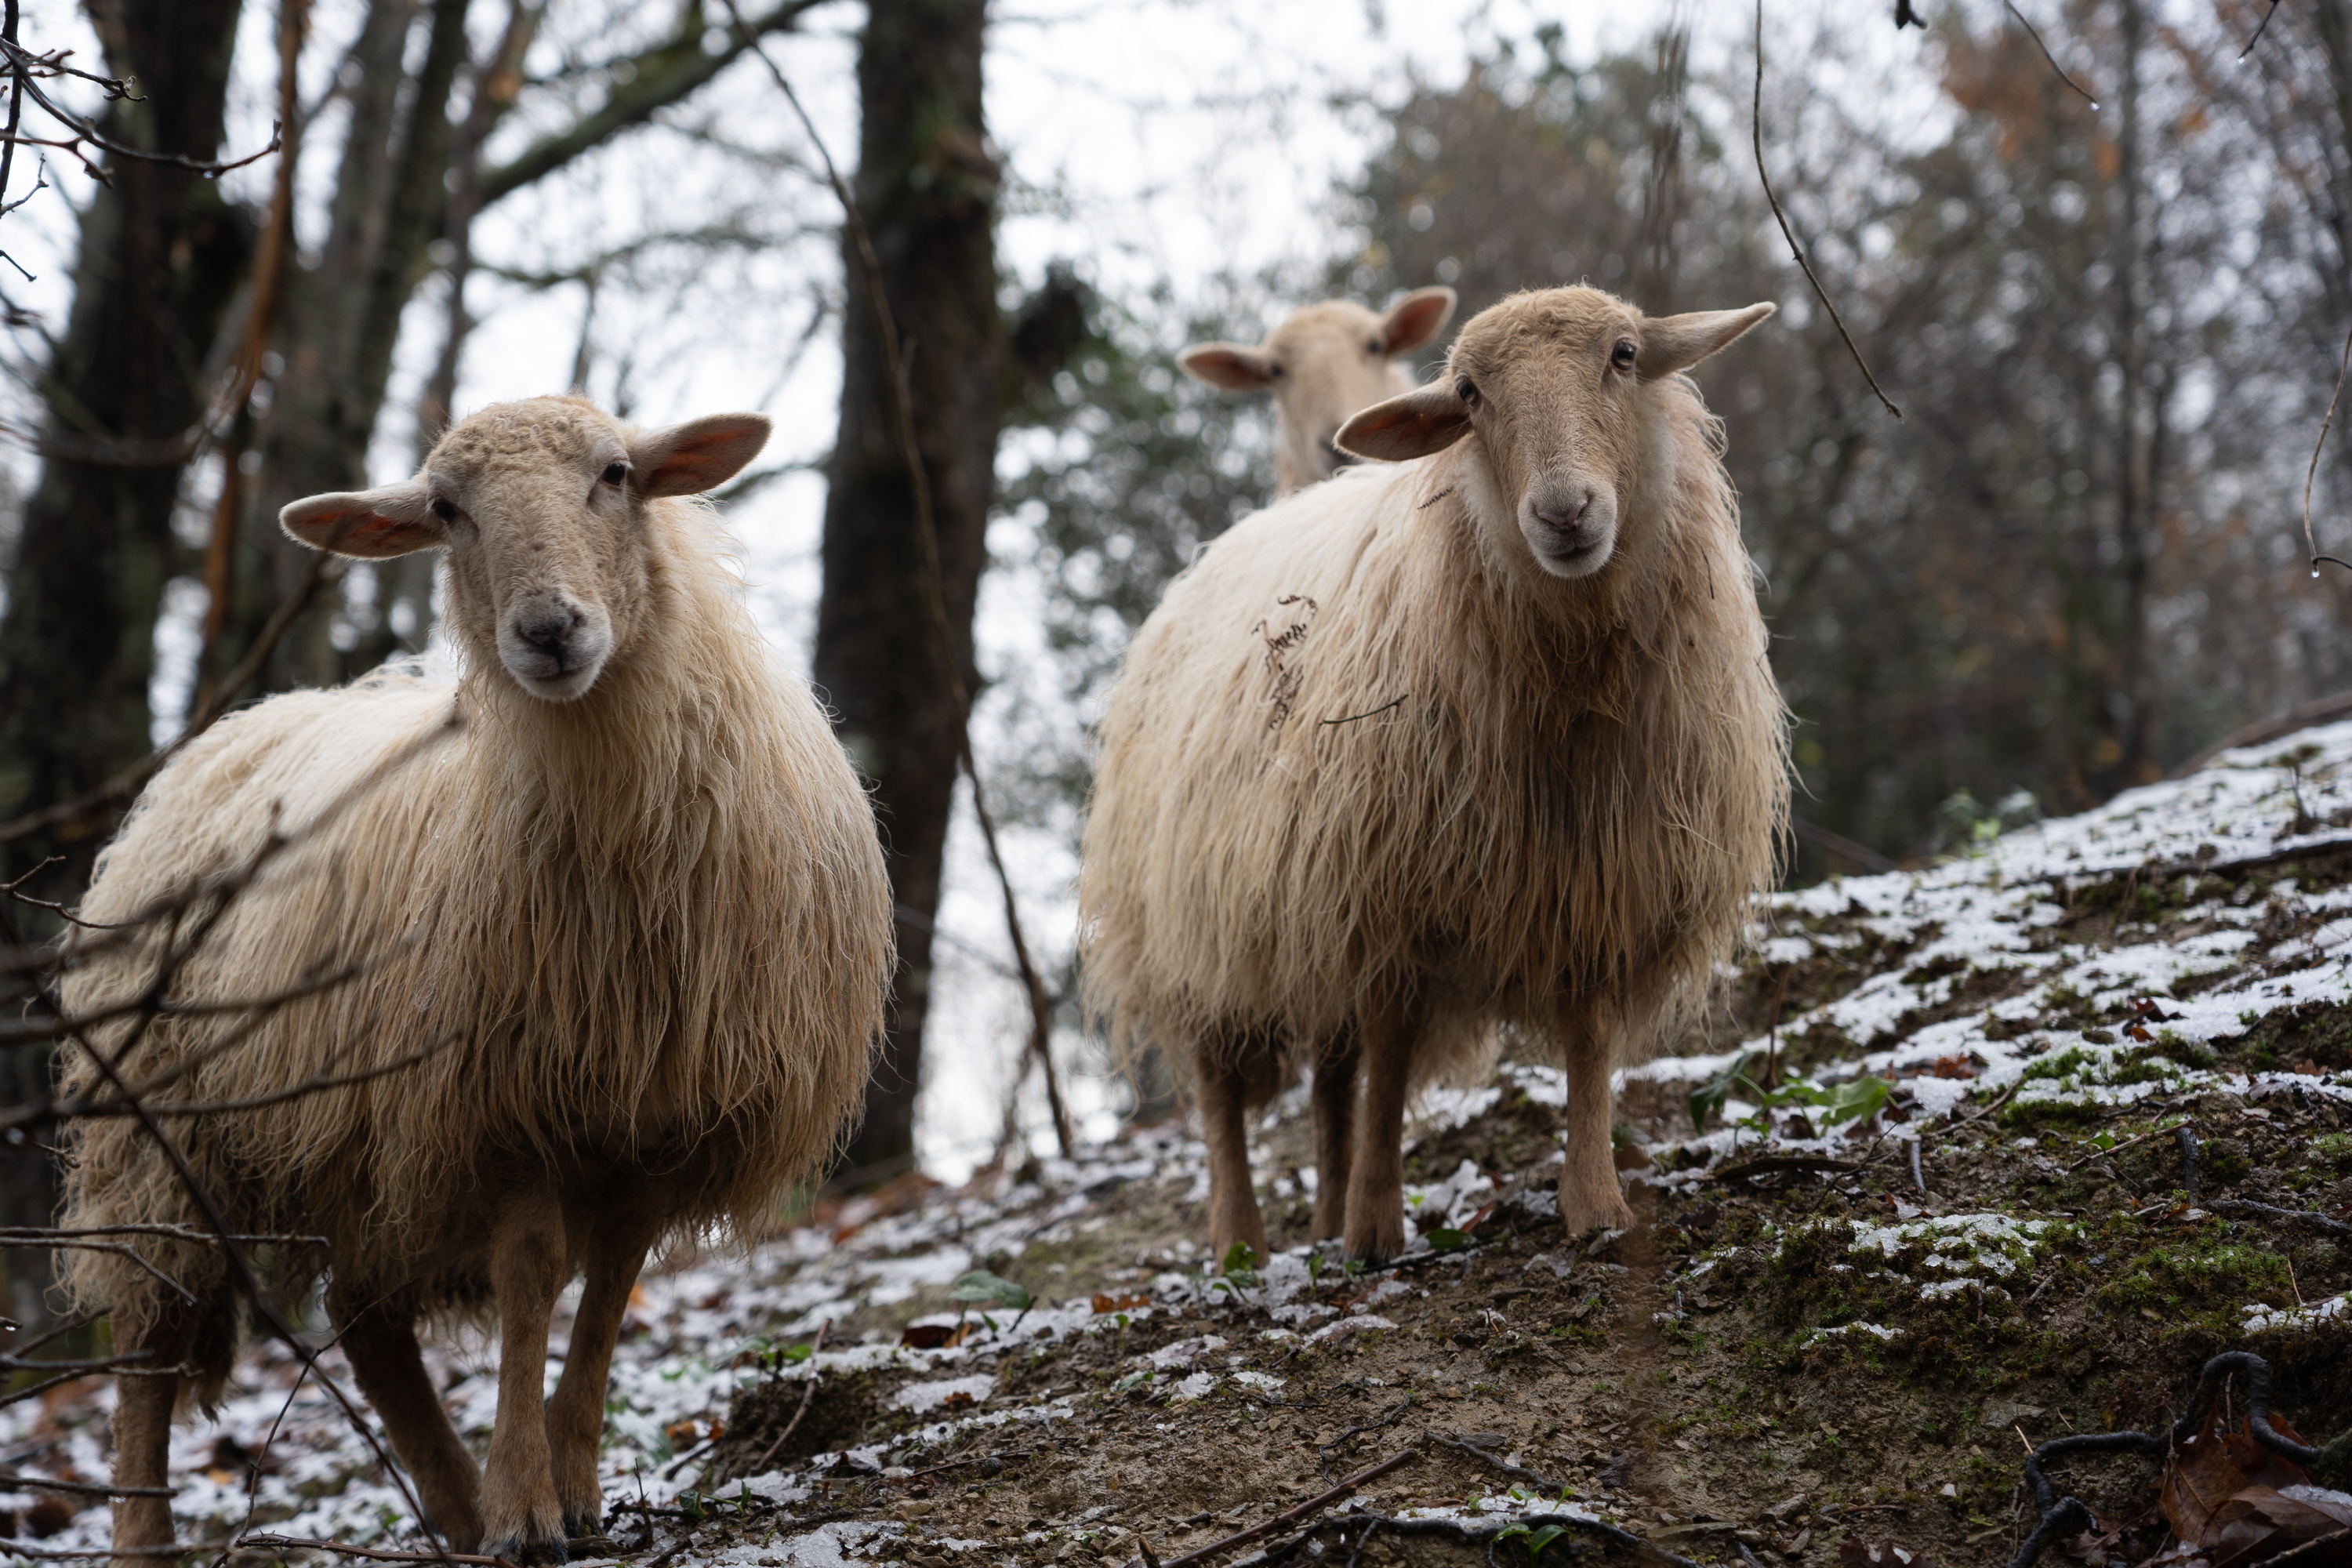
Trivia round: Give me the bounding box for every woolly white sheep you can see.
[1179,288,1456,495]
[1082,287,1787,1261]
[60,397,891,1564]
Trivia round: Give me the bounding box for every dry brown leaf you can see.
[2159,1414,2352,1568]
[898,1322,970,1350]
[1091,1292,1151,1313]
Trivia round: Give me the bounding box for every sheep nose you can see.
[1534,495,1592,531]
[514,605,583,654]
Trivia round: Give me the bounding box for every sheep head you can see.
[279,397,770,702]
[1335,287,1773,581]
[1180,287,1456,495]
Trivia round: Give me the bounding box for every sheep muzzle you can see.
[498,592,613,700]
[1519,477,1619,579]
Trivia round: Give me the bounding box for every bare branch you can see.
[0,38,280,177]
[0,543,346,845]
[0,1471,170,1498]
[1752,0,1903,421]
[2002,2,2101,106]
[2307,317,2352,578]
[234,1537,514,1568]
[719,0,1077,1158]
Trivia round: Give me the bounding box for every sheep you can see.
[1080,287,1787,1261]
[58,396,892,1565]
[1179,287,1456,495]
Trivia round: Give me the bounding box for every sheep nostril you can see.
[1535,495,1593,532]
[515,611,578,653]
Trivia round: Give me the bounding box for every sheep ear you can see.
[631,413,773,497]
[1379,287,1457,355]
[280,481,441,559]
[1178,343,1278,390]
[1335,380,1472,462]
[1635,303,1777,379]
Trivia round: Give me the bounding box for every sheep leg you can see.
[545,1197,666,1536]
[337,1299,484,1551]
[1559,1038,1635,1233]
[108,1304,191,1566]
[1308,1032,1361,1240]
[1199,1051,1269,1263]
[1344,1001,1421,1264]
[483,1184,571,1566]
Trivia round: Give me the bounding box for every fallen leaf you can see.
[2159,1412,2352,1568]
[1091,1293,1151,1314]
[899,1323,969,1350]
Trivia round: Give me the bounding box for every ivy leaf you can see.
[1425,1228,1472,1253]
[949,1269,1033,1311]
[1690,1050,1765,1131]
[1816,1075,1893,1126]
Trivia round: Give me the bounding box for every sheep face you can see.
[1180,288,1455,495]
[1335,286,1774,582]
[280,397,770,702]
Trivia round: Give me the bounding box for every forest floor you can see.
[6,725,2352,1568]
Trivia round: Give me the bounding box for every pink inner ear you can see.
[655,437,735,487]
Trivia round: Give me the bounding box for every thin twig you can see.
[1752,0,1902,420]
[750,1319,829,1472]
[718,0,1073,1156]
[0,1470,169,1497]
[0,1225,325,1244]
[1143,1450,1421,1568]
[2002,2,2100,105]
[2306,318,2352,579]
[2238,0,2283,62]
[0,543,343,845]
[2064,1121,2180,1172]
[234,1537,517,1568]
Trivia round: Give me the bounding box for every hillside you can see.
[5,724,2352,1568]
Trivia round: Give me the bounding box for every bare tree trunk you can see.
[814,0,1004,1178]
[2106,0,2157,792]
[0,0,252,1320]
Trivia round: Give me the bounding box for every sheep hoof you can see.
[485,1534,568,1566]
[1559,1197,1637,1236]
[560,1507,603,1541]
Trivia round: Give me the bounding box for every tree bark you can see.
[0,0,252,1320]
[0,0,250,892]
[815,0,1004,1178]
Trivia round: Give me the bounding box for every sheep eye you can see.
[1611,339,1638,370]
[1457,379,1480,408]
[601,462,629,485]
[1367,338,1384,355]
[430,499,457,522]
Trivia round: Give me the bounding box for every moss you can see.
[2313,1133,2352,1172]
[2021,1047,2093,1084]
[2097,1242,2290,1319]
[2222,1001,2352,1073]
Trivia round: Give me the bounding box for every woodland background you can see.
[2,0,2350,1321]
